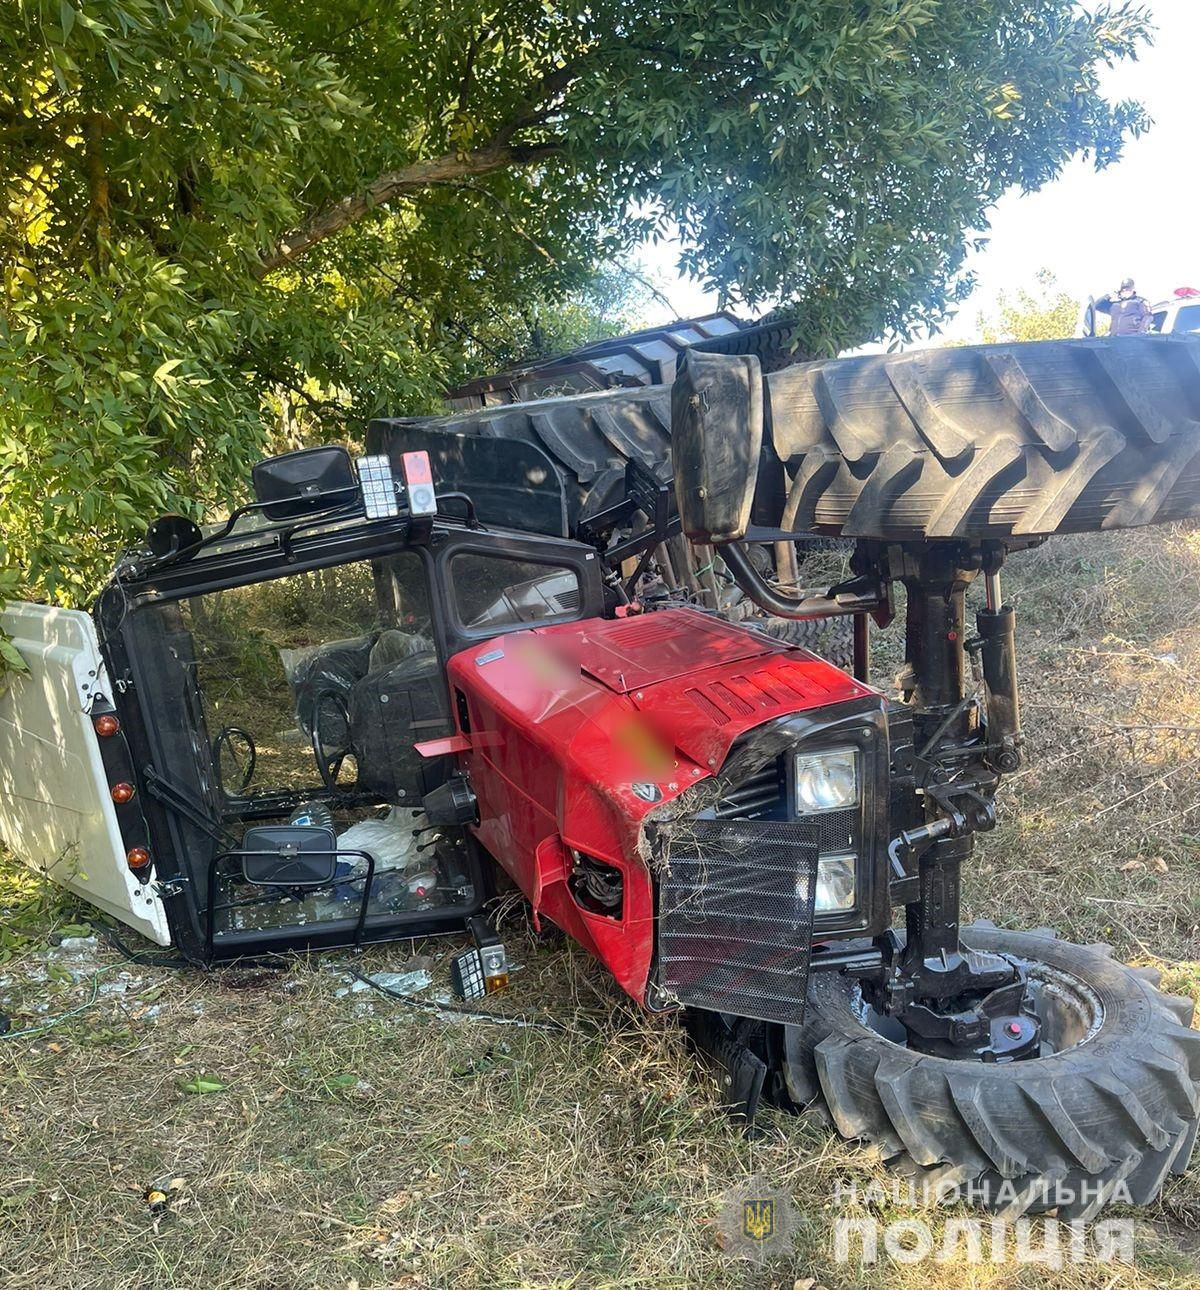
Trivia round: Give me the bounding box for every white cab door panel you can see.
[0,603,169,944]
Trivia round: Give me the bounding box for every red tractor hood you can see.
[443,606,876,1003]
[448,606,872,800]
[550,607,870,768]
[567,610,774,694]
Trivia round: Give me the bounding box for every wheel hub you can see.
[896,977,1042,1061]
[869,922,1045,1062]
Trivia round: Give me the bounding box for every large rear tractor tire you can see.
[783,925,1200,1219]
[758,336,1200,540]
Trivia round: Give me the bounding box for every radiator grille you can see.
[711,760,783,819]
[711,760,854,850]
[655,817,818,1025]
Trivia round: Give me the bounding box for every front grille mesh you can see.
[654,817,818,1026]
[814,807,855,853]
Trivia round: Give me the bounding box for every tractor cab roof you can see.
[113,444,490,590]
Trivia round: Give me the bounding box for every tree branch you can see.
[255,141,561,278]
[498,62,582,137]
[451,180,557,264]
[457,27,488,117]
[83,116,110,256]
[270,372,349,420]
[618,263,684,321]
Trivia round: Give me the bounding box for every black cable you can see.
[94,919,192,970]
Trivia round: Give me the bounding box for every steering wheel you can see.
[213,725,257,796]
[310,688,353,793]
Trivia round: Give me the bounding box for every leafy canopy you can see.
[1,0,1150,608]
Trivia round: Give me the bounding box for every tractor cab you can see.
[0,446,602,961]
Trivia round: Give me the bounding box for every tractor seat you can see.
[347,639,450,802]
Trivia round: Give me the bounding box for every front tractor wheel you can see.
[783,925,1200,1219]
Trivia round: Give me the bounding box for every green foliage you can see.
[446,264,664,378]
[977,269,1084,344]
[0,0,1151,652]
[577,0,1149,351]
[0,0,605,620]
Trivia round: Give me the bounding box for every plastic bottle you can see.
[288,801,335,832]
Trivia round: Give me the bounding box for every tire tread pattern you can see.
[784,925,1200,1217]
[766,336,1200,540]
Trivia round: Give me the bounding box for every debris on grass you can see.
[335,967,432,998]
[46,935,103,970]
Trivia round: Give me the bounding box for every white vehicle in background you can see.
[1077,285,1200,336]
[1149,287,1200,335]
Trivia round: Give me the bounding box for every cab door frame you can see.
[95,513,603,960]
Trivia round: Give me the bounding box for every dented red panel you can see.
[632,645,870,769]
[447,608,877,1002]
[563,607,784,692]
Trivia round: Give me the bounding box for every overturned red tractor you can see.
[3,326,1199,1218]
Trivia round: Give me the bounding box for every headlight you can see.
[794,747,859,814]
[815,852,857,912]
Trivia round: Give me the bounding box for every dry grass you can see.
[1,524,1199,1289]
[967,525,1200,961]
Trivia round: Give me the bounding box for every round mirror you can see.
[145,513,203,560]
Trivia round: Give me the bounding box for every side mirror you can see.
[671,350,763,544]
[239,825,338,887]
[251,446,359,520]
[144,513,203,560]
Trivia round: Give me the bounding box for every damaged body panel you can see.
[447,606,882,1003]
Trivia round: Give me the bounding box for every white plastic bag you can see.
[336,807,430,873]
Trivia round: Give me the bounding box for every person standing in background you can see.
[1096,277,1154,335]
